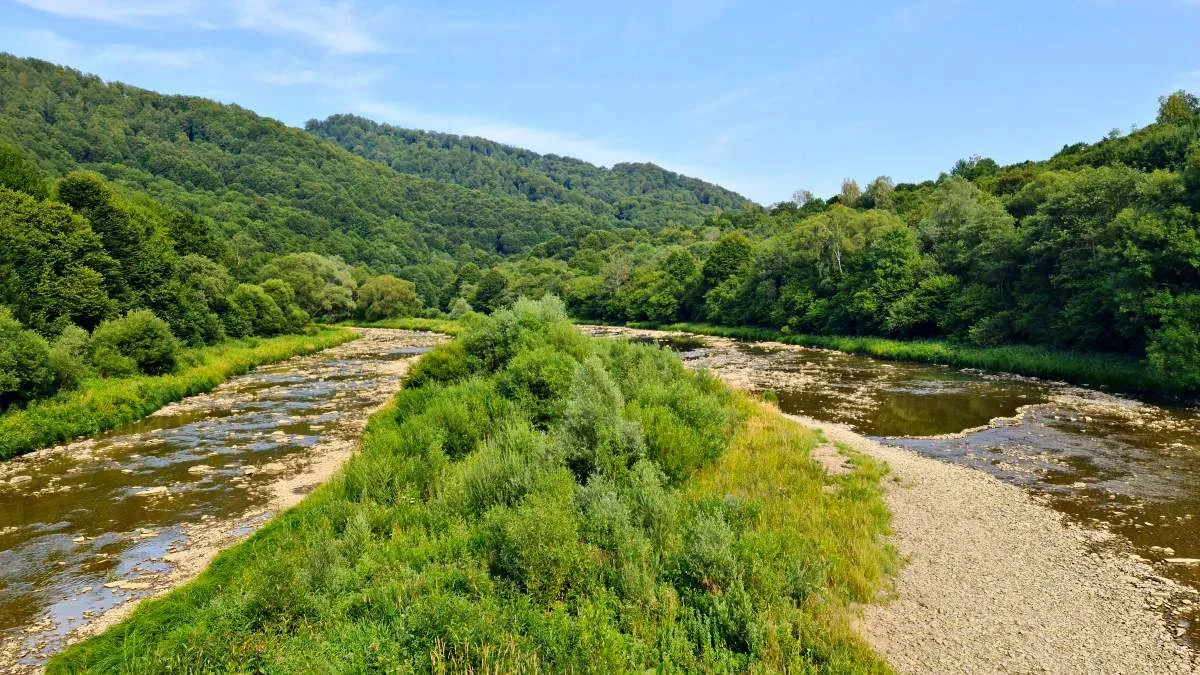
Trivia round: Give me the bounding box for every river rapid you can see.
[0,329,445,672]
[585,326,1200,646]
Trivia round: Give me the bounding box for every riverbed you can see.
[0,329,445,672]
[585,326,1200,649]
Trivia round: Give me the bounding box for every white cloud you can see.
[353,100,647,167]
[351,99,774,202]
[231,0,387,54]
[3,28,212,71]
[11,0,200,24]
[253,65,388,91]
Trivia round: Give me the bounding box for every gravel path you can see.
[786,414,1200,674]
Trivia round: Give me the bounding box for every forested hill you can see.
[0,55,745,276]
[306,114,749,229]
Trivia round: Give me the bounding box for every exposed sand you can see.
[65,329,439,647]
[790,414,1200,674]
[1,329,443,673]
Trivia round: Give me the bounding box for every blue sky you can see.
[2,0,1199,203]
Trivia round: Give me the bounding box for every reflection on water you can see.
[0,333,439,669]
[587,326,1200,641]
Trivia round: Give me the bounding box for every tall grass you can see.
[51,298,895,672]
[347,316,463,335]
[630,321,1182,398]
[0,328,356,461]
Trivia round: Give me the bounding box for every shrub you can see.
[90,309,180,376]
[454,419,552,515]
[559,356,644,480]
[481,470,589,604]
[447,296,474,319]
[49,324,92,391]
[231,284,287,336]
[0,308,55,410]
[403,340,469,389]
[496,346,578,427]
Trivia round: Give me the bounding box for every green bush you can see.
[90,309,180,376]
[231,283,287,336]
[0,308,55,410]
[496,345,577,427]
[48,324,92,391]
[402,340,469,388]
[52,298,894,672]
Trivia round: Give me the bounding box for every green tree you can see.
[0,308,55,410]
[357,275,423,320]
[260,252,357,321]
[473,268,511,313]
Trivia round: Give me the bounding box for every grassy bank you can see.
[347,316,463,335]
[629,321,1180,398]
[0,328,356,461]
[52,299,894,672]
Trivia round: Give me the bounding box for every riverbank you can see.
[51,300,896,672]
[0,329,443,671]
[346,317,463,335]
[623,321,1182,399]
[788,413,1199,673]
[0,328,357,462]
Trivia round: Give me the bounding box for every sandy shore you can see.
[788,414,1200,674]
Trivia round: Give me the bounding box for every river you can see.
[0,329,445,672]
[3,324,1198,670]
[586,326,1200,646]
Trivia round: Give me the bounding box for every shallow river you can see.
[588,326,1200,643]
[4,325,1199,669]
[0,329,444,671]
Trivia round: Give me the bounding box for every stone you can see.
[135,486,169,497]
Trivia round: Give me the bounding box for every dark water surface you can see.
[0,330,440,670]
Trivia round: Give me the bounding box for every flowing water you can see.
[589,326,1200,643]
[0,329,444,671]
[5,324,1198,669]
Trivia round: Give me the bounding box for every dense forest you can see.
[0,55,743,307]
[3,53,1200,394]
[480,94,1200,392]
[307,114,748,229]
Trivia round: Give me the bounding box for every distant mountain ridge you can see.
[306,114,750,230]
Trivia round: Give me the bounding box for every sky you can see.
[2,0,1199,204]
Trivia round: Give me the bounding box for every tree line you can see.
[0,143,426,412]
[468,92,1200,391]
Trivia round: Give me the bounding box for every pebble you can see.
[9,475,32,485]
[187,465,214,475]
[135,486,169,497]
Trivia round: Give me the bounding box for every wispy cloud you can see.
[353,100,649,167]
[3,28,208,70]
[11,0,490,55]
[231,0,388,54]
[11,0,202,25]
[352,98,774,202]
[687,87,757,118]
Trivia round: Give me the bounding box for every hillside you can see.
[306,114,749,230]
[0,55,745,281]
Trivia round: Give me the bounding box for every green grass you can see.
[627,321,1181,398]
[0,328,356,461]
[346,316,463,335]
[51,299,895,673]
